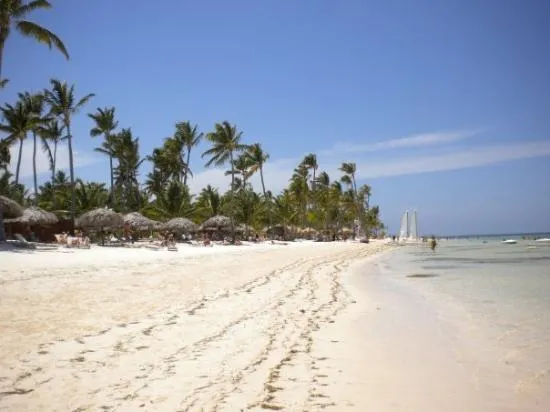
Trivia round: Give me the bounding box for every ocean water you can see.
[360,237,550,411]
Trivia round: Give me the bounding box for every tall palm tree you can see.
[39,119,64,208]
[111,128,145,211]
[0,98,37,184]
[339,162,359,238]
[19,91,46,202]
[0,137,9,170]
[44,79,94,221]
[174,121,202,187]
[227,154,253,190]
[302,153,318,191]
[40,119,64,186]
[245,143,272,236]
[0,0,69,81]
[202,121,247,242]
[88,107,118,203]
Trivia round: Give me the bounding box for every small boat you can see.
[501,239,517,244]
[535,238,550,243]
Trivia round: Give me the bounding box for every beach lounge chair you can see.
[14,233,58,250]
[11,233,36,249]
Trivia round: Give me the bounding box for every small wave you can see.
[406,273,439,278]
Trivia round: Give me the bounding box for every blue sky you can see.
[3,0,550,235]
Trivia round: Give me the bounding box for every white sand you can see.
[0,240,392,411]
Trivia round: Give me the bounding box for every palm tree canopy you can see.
[245,143,269,174]
[175,121,202,150]
[0,1,69,59]
[44,79,95,122]
[0,100,38,142]
[339,162,356,176]
[202,121,247,167]
[88,107,118,137]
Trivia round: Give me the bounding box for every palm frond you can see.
[16,20,69,59]
[75,94,95,111]
[14,0,52,18]
[40,137,54,170]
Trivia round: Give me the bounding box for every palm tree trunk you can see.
[183,148,191,187]
[15,137,23,185]
[229,151,236,243]
[67,123,76,225]
[52,141,57,208]
[259,166,273,240]
[109,154,114,206]
[32,132,38,204]
[0,36,5,83]
[0,209,5,242]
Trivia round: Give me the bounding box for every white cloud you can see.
[7,140,100,180]
[356,140,550,179]
[323,129,482,155]
[187,140,550,193]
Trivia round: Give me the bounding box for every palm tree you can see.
[227,154,253,190]
[195,184,221,220]
[40,119,64,186]
[202,121,247,242]
[88,107,118,203]
[0,99,37,185]
[245,143,272,237]
[274,190,297,240]
[111,128,145,211]
[146,180,194,220]
[302,153,318,190]
[19,91,46,203]
[44,79,94,221]
[0,0,69,81]
[289,162,309,228]
[174,121,202,187]
[339,162,359,238]
[0,137,9,170]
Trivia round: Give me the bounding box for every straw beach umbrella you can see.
[0,195,23,242]
[162,217,198,234]
[199,215,232,240]
[5,206,58,225]
[76,208,124,230]
[200,215,231,230]
[123,212,160,230]
[76,208,124,245]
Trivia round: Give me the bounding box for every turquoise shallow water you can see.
[368,238,550,410]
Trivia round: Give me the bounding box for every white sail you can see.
[409,210,418,240]
[399,211,409,241]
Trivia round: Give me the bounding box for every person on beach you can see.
[430,235,437,251]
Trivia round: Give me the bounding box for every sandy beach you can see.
[0,241,392,411]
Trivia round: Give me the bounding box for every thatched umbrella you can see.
[76,208,124,245]
[76,208,124,229]
[123,212,160,230]
[5,206,58,225]
[162,217,198,234]
[200,215,231,231]
[0,196,24,242]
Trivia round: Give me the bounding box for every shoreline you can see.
[0,240,391,411]
[342,247,550,412]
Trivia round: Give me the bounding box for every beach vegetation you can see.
[1,90,384,239]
